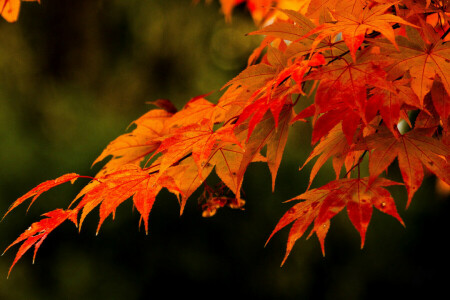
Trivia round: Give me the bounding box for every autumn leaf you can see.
[2,173,81,220]
[72,165,181,234]
[300,123,364,188]
[154,119,241,175]
[165,157,214,213]
[359,126,450,206]
[248,9,348,59]
[267,177,403,265]
[374,27,450,105]
[3,209,77,278]
[249,12,315,43]
[225,63,277,90]
[93,109,173,175]
[302,3,415,61]
[166,94,223,127]
[305,0,366,21]
[369,79,420,136]
[305,54,393,143]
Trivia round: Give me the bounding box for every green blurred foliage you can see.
[0,1,449,299]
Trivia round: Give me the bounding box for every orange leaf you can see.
[225,63,277,90]
[3,209,76,277]
[165,157,214,214]
[154,120,240,175]
[166,94,222,127]
[93,109,172,174]
[73,165,180,234]
[3,173,80,219]
[303,3,415,61]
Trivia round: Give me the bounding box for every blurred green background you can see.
[0,0,449,299]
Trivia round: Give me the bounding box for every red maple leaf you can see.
[267,177,403,265]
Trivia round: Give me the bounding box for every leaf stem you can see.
[344,150,368,178]
[441,27,450,41]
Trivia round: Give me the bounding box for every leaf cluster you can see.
[2,0,450,275]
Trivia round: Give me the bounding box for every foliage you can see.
[2,0,450,277]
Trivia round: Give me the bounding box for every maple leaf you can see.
[72,165,181,234]
[267,177,403,265]
[359,126,450,206]
[165,156,215,213]
[3,209,77,278]
[305,0,366,21]
[165,94,224,127]
[93,109,173,175]
[211,144,243,190]
[162,140,261,214]
[374,27,450,105]
[166,106,292,207]
[2,173,81,219]
[305,53,393,143]
[369,79,420,136]
[225,63,278,90]
[249,10,316,43]
[303,3,415,61]
[248,9,348,60]
[215,84,252,122]
[154,119,241,176]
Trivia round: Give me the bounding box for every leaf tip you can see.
[280,253,289,267]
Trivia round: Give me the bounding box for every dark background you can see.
[0,1,449,299]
